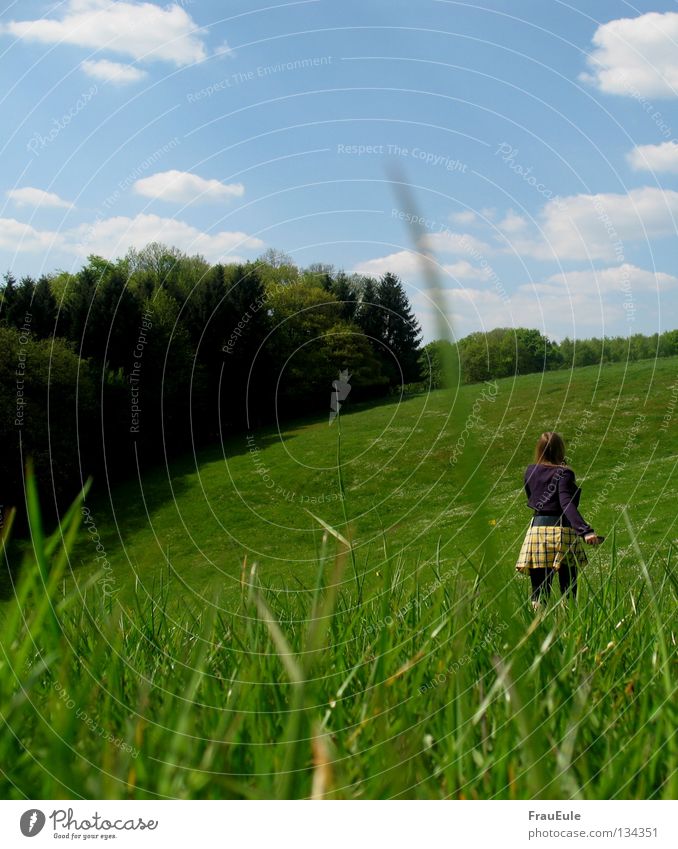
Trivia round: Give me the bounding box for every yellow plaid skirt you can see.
[515,524,588,574]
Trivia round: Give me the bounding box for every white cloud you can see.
[448,211,477,226]
[354,250,429,278]
[530,264,678,295]
[413,263,677,340]
[359,191,678,283]
[214,40,235,59]
[498,210,528,234]
[443,260,492,281]
[582,11,678,97]
[1,0,207,67]
[505,187,678,261]
[6,187,73,209]
[81,58,147,84]
[133,170,244,204]
[0,213,263,263]
[419,230,493,256]
[72,213,263,261]
[627,141,678,173]
[353,250,490,281]
[0,218,62,252]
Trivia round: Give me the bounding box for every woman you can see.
[515,432,603,608]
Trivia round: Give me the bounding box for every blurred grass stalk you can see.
[0,465,676,799]
[389,173,556,794]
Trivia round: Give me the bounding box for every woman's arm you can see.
[557,469,594,536]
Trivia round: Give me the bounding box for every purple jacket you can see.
[524,464,593,536]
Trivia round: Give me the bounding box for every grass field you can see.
[69,356,677,601]
[1,357,677,799]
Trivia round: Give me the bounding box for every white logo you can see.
[329,369,351,424]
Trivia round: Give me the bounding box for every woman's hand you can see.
[584,533,604,545]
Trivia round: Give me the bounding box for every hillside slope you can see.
[69,357,678,603]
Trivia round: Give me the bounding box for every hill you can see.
[67,356,678,603]
[1,357,676,799]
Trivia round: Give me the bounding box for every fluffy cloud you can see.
[1,0,207,67]
[448,211,477,226]
[498,210,528,233]
[365,189,678,271]
[505,187,678,261]
[0,213,263,263]
[0,219,62,252]
[627,141,678,173]
[214,40,235,59]
[582,11,678,97]
[530,264,678,295]
[72,213,263,260]
[6,187,73,209]
[413,263,678,340]
[420,230,493,256]
[443,260,493,281]
[81,59,147,84]
[353,250,491,281]
[354,250,431,278]
[133,170,244,204]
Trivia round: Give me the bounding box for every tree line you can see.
[2,242,677,524]
[420,327,678,388]
[0,244,421,523]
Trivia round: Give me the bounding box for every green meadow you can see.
[70,356,677,601]
[1,356,677,799]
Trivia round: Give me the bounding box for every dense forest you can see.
[2,242,677,522]
[0,245,420,521]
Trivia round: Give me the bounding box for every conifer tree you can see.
[376,272,422,384]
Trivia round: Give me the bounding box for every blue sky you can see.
[1,0,677,340]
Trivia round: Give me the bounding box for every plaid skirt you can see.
[515,524,588,574]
